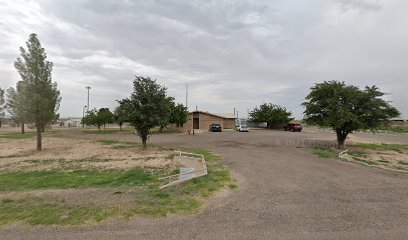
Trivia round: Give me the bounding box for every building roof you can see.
[190,110,236,119]
[214,113,236,119]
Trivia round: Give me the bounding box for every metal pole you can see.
[185,84,188,110]
[86,86,91,111]
[82,105,86,128]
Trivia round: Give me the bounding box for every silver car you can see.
[237,125,249,132]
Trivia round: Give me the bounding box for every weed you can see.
[312,148,338,159]
[0,168,154,191]
[353,143,408,153]
[353,157,379,166]
[348,151,367,158]
[0,132,36,139]
[0,198,117,225]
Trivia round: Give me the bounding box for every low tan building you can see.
[173,111,236,131]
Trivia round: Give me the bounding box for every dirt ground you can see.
[2,128,408,240]
[0,136,177,173]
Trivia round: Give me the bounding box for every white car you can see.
[236,125,249,132]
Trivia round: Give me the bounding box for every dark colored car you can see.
[283,123,303,132]
[209,123,222,132]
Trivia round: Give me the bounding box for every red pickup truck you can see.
[283,123,303,132]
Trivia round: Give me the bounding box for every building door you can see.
[193,112,199,129]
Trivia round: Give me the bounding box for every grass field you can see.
[312,143,408,171]
[0,132,36,139]
[0,168,153,191]
[0,147,235,226]
[353,143,408,153]
[379,127,408,134]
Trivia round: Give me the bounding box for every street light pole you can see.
[82,105,87,128]
[185,84,188,110]
[85,86,91,112]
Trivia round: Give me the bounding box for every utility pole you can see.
[85,86,91,112]
[234,107,236,116]
[82,105,87,128]
[185,84,188,110]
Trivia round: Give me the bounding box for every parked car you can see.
[209,123,222,132]
[236,125,249,132]
[283,123,303,132]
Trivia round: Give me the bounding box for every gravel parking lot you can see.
[2,128,408,240]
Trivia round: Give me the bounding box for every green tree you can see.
[82,109,99,129]
[98,108,114,129]
[120,76,171,149]
[114,100,130,131]
[158,96,175,132]
[249,103,294,129]
[6,81,29,133]
[82,108,113,130]
[170,103,189,127]
[14,34,61,150]
[0,87,4,127]
[303,81,400,149]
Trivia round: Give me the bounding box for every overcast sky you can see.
[1,0,407,119]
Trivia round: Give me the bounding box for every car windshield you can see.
[241,125,247,127]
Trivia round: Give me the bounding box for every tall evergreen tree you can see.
[0,87,4,127]
[6,81,29,133]
[14,33,61,151]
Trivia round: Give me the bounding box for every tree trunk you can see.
[119,123,122,131]
[142,135,147,150]
[21,123,25,134]
[98,125,101,131]
[336,130,348,149]
[36,126,42,151]
[267,122,270,130]
[159,126,164,133]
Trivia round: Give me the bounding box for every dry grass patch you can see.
[0,137,236,226]
[348,143,408,171]
[0,137,177,173]
[313,143,408,172]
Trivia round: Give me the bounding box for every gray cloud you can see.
[0,0,407,119]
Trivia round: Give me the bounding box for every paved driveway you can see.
[2,129,408,240]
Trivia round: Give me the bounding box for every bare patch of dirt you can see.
[0,137,177,172]
[348,147,408,171]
